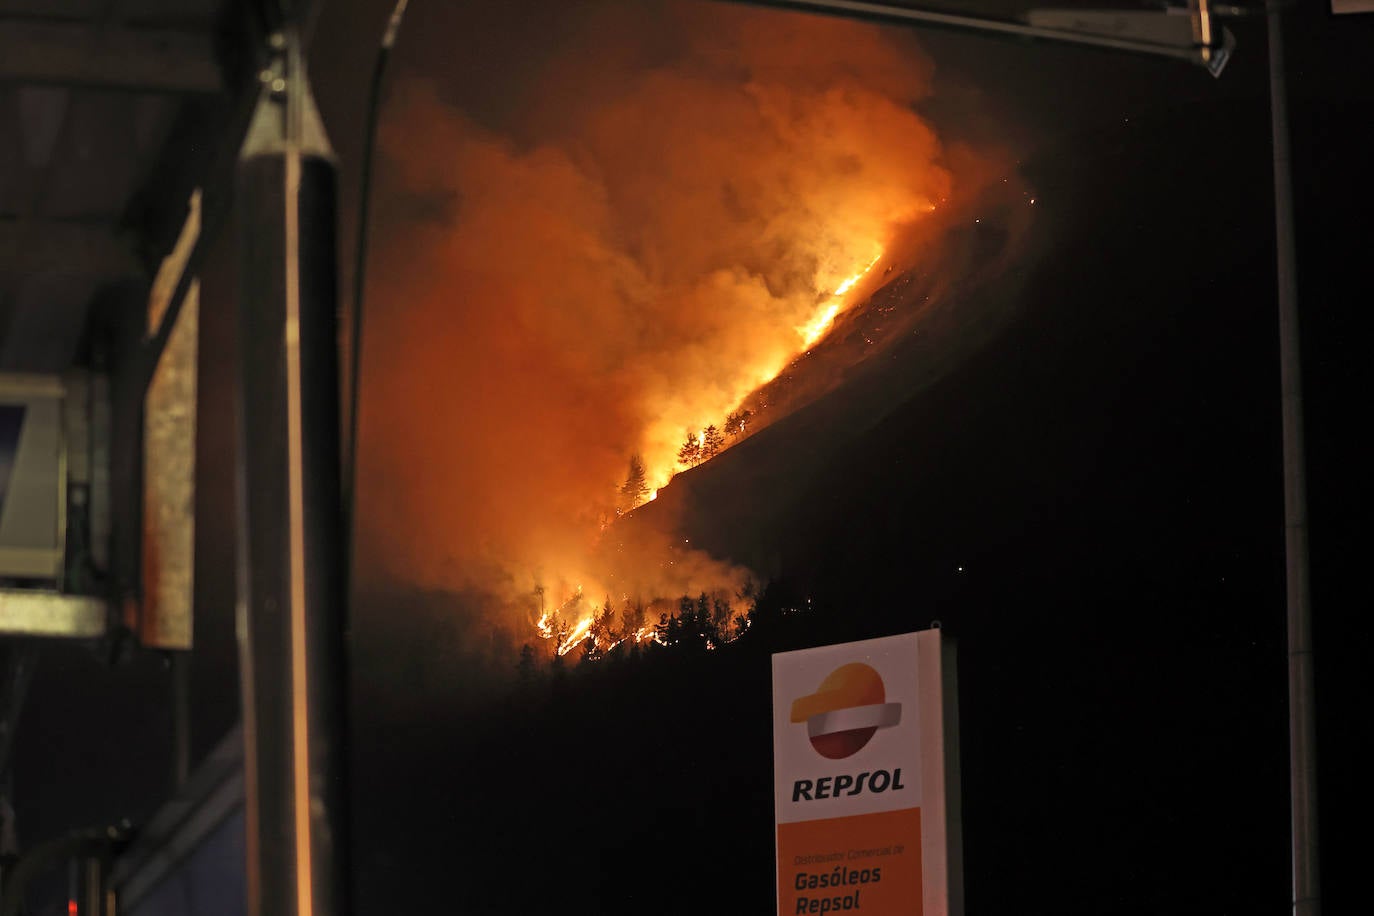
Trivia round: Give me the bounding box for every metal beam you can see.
[1268,9,1320,916]
[109,727,246,913]
[0,219,141,278]
[0,19,222,94]
[726,1,1232,74]
[0,591,106,639]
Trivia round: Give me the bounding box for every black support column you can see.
[234,25,350,916]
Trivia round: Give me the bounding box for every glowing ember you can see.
[643,246,888,490]
[798,303,841,349]
[657,246,886,483]
[800,251,881,350]
[834,261,875,297]
[559,617,594,655]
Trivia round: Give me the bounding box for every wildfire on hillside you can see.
[354,1,1000,659]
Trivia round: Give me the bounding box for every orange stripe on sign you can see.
[777,807,922,916]
[790,690,851,722]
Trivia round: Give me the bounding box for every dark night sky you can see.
[12,2,1372,914]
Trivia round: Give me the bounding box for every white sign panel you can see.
[773,630,960,916]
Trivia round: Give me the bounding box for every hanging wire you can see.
[344,0,410,530]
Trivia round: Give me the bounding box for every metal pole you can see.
[235,23,350,916]
[728,0,1231,73]
[1266,7,1319,916]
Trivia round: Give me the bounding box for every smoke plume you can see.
[356,1,963,628]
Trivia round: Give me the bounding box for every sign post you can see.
[773,629,961,916]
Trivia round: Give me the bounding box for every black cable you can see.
[345,0,409,531]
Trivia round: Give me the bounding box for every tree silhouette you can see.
[621,597,645,639]
[516,643,538,686]
[677,430,701,467]
[667,594,707,652]
[591,597,619,648]
[724,408,753,438]
[655,612,678,647]
[702,425,725,459]
[547,611,572,657]
[732,612,751,639]
[745,579,803,636]
[621,454,649,509]
[711,596,732,644]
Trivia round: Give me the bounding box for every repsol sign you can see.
[791,767,905,802]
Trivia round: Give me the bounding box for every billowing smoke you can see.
[355,1,963,631]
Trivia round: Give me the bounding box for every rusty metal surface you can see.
[140,192,199,650]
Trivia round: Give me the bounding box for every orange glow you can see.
[648,245,883,486]
[559,617,594,655]
[642,245,886,487]
[359,4,956,652]
[799,302,842,350]
[836,255,882,297]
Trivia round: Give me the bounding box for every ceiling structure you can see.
[0,0,270,832]
[0,0,250,374]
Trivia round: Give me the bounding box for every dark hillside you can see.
[609,100,1298,913]
[346,98,1367,915]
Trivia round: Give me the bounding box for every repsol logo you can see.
[792,767,905,802]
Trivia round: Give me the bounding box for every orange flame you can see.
[656,246,885,484]
[360,5,955,657]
